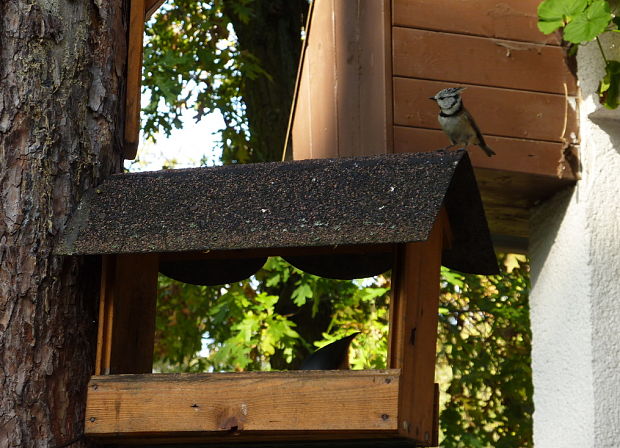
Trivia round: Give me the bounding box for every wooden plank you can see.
[96,253,159,374]
[476,168,574,209]
[306,0,338,159]
[389,214,444,445]
[393,78,577,144]
[393,126,577,180]
[333,0,361,158]
[393,0,560,45]
[359,0,393,156]
[431,383,439,447]
[292,55,313,160]
[475,168,575,240]
[392,27,576,95]
[145,0,166,19]
[124,0,146,159]
[292,0,391,160]
[95,255,116,375]
[85,371,400,439]
[333,0,392,157]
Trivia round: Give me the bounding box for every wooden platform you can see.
[85,371,401,443]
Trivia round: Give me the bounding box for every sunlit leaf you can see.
[563,0,612,43]
[537,0,587,34]
[599,60,620,108]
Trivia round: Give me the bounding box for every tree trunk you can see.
[0,1,126,446]
[226,0,309,163]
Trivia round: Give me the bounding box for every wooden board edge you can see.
[85,370,401,438]
[124,0,146,160]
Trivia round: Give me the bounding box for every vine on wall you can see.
[538,0,620,108]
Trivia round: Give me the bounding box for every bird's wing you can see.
[464,108,487,146]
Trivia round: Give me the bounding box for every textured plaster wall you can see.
[529,34,620,447]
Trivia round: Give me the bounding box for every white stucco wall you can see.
[529,35,620,447]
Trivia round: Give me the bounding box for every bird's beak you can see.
[428,96,436,101]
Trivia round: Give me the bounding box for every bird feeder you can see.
[57,149,497,446]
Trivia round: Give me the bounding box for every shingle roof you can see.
[56,150,498,275]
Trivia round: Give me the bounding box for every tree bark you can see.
[0,1,126,446]
[226,0,309,163]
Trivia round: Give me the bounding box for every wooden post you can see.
[123,0,146,159]
[95,254,159,374]
[389,210,450,446]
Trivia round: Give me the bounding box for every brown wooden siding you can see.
[393,78,577,143]
[391,0,578,248]
[392,27,576,95]
[392,0,561,44]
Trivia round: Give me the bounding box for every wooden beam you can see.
[145,0,166,19]
[124,0,146,159]
[95,253,159,375]
[389,212,445,446]
[85,370,400,442]
[291,0,392,160]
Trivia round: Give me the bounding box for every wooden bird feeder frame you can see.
[93,0,514,444]
[58,150,498,446]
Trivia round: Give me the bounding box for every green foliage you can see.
[437,255,532,448]
[600,60,620,108]
[537,0,619,108]
[154,255,532,446]
[538,0,610,39]
[154,257,390,372]
[142,0,264,163]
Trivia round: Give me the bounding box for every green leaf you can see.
[563,0,612,43]
[599,60,620,109]
[537,0,588,34]
[291,283,313,306]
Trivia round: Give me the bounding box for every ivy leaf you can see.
[537,0,588,34]
[599,60,620,109]
[563,1,612,43]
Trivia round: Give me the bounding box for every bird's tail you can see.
[480,143,496,157]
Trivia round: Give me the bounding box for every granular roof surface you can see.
[57,150,498,275]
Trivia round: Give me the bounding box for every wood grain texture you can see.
[307,0,338,159]
[393,77,577,143]
[392,27,576,95]
[85,371,400,439]
[475,168,575,240]
[392,0,560,45]
[96,254,159,374]
[292,0,391,160]
[291,53,313,160]
[124,0,146,159]
[393,126,577,180]
[389,216,444,445]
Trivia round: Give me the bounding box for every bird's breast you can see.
[438,112,477,145]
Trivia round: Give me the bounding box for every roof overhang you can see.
[57,150,498,275]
